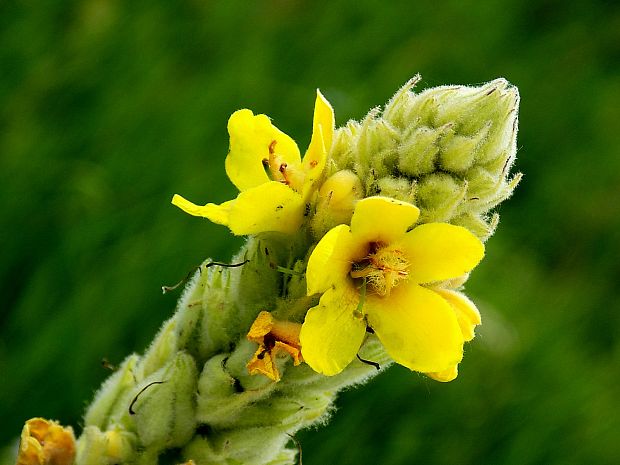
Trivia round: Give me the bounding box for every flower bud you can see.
[75,426,136,465]
[311,170,363,238]
[329,76,520,240]
[398,124,451,176]
[415,173,467,223]
[375,176,415,203]
[84,354,140,428]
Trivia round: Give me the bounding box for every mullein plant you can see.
[15,76,520,465]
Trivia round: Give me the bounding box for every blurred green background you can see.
[2,0,619,463]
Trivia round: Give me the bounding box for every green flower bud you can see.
[139,318,180,379]
[184,426,298,465]
[398,124,451,176]
[329,76,521,240]
[416,173,468,223]
[375,176,416,204]
[438,124,490,173]
[83,354,140,429]
[75,426,137,465]
[451,212,500,242]
[132,352,198,450]
[195,352,277,429]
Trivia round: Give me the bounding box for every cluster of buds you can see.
[15,77,519,465]
[325,76,520,237]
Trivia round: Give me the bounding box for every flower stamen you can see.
[350,243,410,297]
[260,140,305,190]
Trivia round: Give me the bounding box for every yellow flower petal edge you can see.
[434,288,481,342]
[171,194,233,226]
[365,284,463,373]
[300,286,367,376]
[172,182,305,235]
[350,196,420,244]
[426,364,459,382]
[301,90,335,198]
[306,224,366,296]
[226,182,305,235]
[308,90,335,165]
[400,222,485,284]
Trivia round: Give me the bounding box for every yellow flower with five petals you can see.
[299,196,484,380]
[172,91,334,235]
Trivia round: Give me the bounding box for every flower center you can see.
[262,140,304,191]
[350,242,410,297]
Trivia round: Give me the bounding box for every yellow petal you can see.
[270,321,303,352]
[247,311,303,355]
[310,90,334,158]
[247,340,302,382]
[274,340,303,366]
[426,364,459,382]
[171,194,233,225]
[350,196,420,244]
[300,286,366,376]
[301,90,335,197]
[247,311,275,342]
[226,182,304,235]
[247,345,281,381]
[400,223,484,284]
[434,289,481,341]
[306,224,366,296]
[174,183,304,235]
[365,284,463,373]
[225,109,301,191]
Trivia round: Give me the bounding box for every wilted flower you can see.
[17,418,75,465]
[247,311,303,381]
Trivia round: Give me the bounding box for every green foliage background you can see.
[2,1,619,463]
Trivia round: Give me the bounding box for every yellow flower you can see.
[172,91,335,235]
[246,311,303,382]
[299,196,484,379]
[17,418,76,465]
